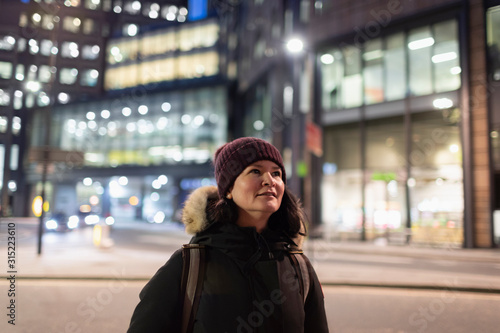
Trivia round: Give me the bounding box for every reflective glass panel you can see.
[487,6,500,81]
[363,38,384,104]
[410,109,463,246]
[342,45,362,108]
[322,123,363,238]
[408,26,433,96]
[384,33,406,101]
[0,61,12,79]
[365,116,407,236]
[433,20,460,92]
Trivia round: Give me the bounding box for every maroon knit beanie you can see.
[214,137,286,199]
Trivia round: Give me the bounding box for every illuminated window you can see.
[83,18,97,35]
[40,39,54,56]
[80,69,99,87]
[0,61,12,79]
[0,89,10,106]
[320,19,460,110]
[124,24,139,37]
[42,14,55,30]
[107,39,138,63]
[363,38,384,105]
[13,90,23,110]
[39,65,52,83]
[179,28,194,51]
[433,21,460,92]
[32,13,42,26]
[28,39,39,55]
[488,6,500,81]
[85,0,101,10]
[19,13,28,27]
[60,68,79,85]
[16,64,25,81]
[0,117,7,133]
[10,144,19,170]
[17,38,26,52]
[0,35,16,51]
[82,44,100,60]
[65,0,81,7]
[61,42,79,58]
[12,117,21,136]
[384,33,406,101]
[409,26,433,96]
[124,0,141,14]
[63,16,81,33]
[342,46,362,108]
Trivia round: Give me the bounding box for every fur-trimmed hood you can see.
[181,185,219,235]
[181,185,305,248]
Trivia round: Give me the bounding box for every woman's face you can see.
[228,160,285,220]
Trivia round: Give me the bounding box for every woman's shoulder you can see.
[148,249,184,282]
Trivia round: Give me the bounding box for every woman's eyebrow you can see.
[249,164,280,170]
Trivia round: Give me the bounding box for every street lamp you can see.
[283,36,323,233]
[283,36,308,206]
[286,37,304,54]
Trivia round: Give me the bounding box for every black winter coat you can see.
[127,186,329,333]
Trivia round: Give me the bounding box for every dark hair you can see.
[207,187,307,238]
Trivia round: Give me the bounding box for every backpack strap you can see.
[180,244,206,333]
[288,249,310,303]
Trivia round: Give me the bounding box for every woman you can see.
[127,137,329,333]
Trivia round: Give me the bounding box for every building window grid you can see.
[320,20,461,111]
[0,31,102,108]
[320,19,464,244]
[42,88,226,167]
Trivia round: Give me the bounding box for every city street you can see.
[0,279,499,332]
[1,219,500,332]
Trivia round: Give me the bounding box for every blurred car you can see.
[44,213,78,232]
[71,212,115,228]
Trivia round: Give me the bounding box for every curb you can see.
[304,241,500,264]
[320,282,500,294]
[323,248,500,263]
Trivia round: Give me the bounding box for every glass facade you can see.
[320,20,461,110]
[320,19,464,245]
[30,87,227,168]
[104,19,220,90]
[487,5,500,246]
[0,32,102,109]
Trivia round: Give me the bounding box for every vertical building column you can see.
[469,0,493,247]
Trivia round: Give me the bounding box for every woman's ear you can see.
[226,186,233,199]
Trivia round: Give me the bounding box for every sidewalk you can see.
[304,239,500,292]
[1,219,499,293]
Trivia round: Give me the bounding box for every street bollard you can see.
[93,223,114,249]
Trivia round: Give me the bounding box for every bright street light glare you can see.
[286,38,304,53]
[26,81,41,92]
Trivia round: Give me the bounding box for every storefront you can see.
[318,18,464,246]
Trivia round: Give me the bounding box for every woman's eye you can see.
[250,169,260,174]
[272,172,281,177]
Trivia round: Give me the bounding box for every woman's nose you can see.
[262,172,275,186]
